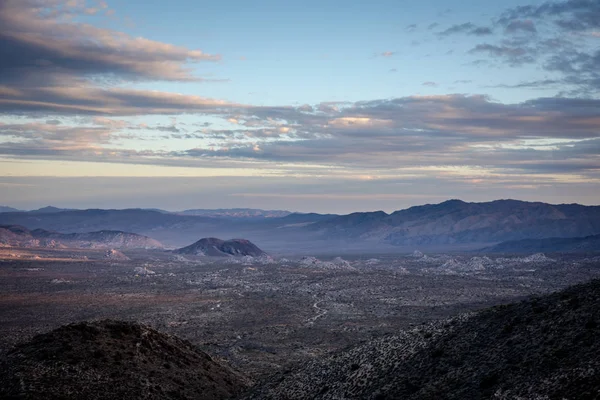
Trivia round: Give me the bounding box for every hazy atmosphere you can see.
[1,0,600,212]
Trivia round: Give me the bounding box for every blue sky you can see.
[0,0,599,212]
[112,0,554,105]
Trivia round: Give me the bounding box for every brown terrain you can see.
[0,320,251,400]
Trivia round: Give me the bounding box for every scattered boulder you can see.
[104,249,130,261]
[133,266,155,275]
[522,253,555,263]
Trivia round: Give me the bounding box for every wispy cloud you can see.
[457,0,600,94]
[0,0,220,85]
[437,23,493,37]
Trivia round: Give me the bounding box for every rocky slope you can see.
[309,199,600,245]
[243,279,600,399]
[175,237,267,257]
[0,320,251,400]
[484,234,600,253]
[0,225,163,249]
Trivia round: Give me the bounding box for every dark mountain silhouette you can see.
[28,206,75,213]
[175,237,267,257]
[244,279,600,399]
[484,234,600,253]
[1,200,599,250]
[274,212,338,224]
[309,199,600,246]
[0,320,251,400]
[0,206,20,213]
[0,225,163,249]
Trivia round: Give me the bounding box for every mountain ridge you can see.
[0,225,163,249]
[309,199,600,246]
[1,199,599,251]
[484,234,600,253]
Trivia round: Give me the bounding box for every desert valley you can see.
[0,200,599,399]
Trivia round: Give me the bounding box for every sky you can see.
[0,0,599,213]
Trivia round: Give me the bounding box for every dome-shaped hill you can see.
[174,237,266,257]
[0,320,251,400]
[244,279,600,399]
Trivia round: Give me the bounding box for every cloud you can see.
[4,94,598,181]
[499,0,600,31]
[0,83,243,115]
[0,0,230,119]
[469,44,537,66]
[438,23,493,37]
[505,19,538,34]
[0,121,116,151]
[0,0,220,87]
[435,1,599,94]
[0,0,598,200]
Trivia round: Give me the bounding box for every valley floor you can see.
[0,247,599,379]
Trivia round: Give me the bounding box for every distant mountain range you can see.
[0,225,163,249]
[175,238,266,257]
[484,234,600,253]
[0,206,21,213]
[0,206,292,219]
[0,199,599,252]
[309,199,600,246]
[177,208,291,219]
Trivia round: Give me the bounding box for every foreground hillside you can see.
[244,279,600,399]
[0,320,251,400]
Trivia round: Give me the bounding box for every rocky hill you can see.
[484,234,600,253]
[243,279,600,399]
[0,320,251,400]
[174,237,267,257]
[309,199,600,246]
[0,225,163,249]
